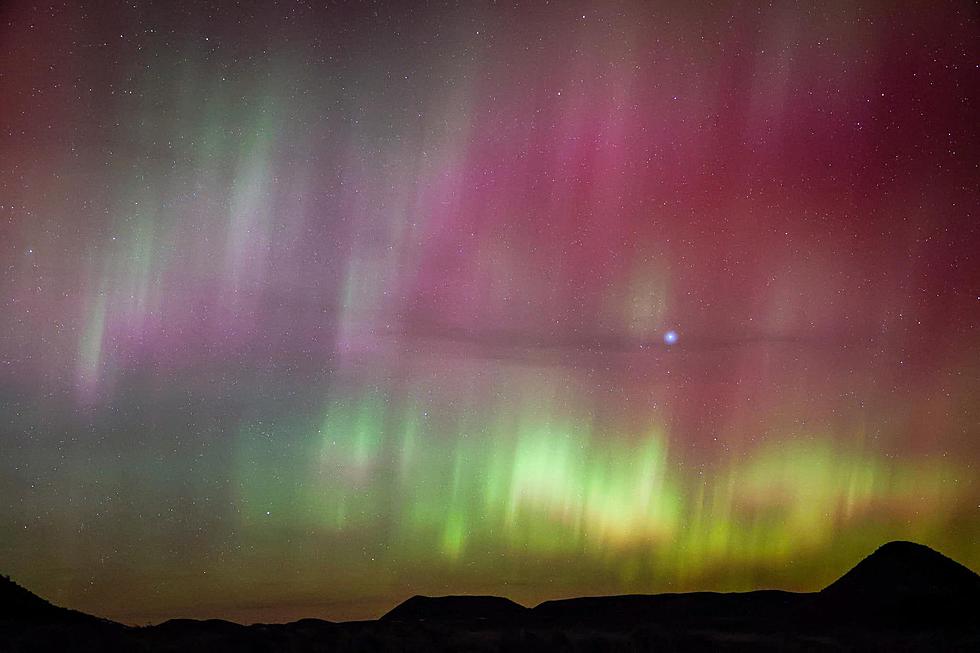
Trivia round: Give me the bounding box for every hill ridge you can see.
[3,541,978,651]
[821,540,980,597]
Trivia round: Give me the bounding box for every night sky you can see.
[1,0,978,625]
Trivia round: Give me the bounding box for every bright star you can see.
[664,330,678,345]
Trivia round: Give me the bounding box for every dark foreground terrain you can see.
[2,541,978,652]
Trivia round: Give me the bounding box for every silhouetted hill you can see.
[0,574,105,625]
[821,540,980,597]
[0,575,56,618]
[815,540,980,628]
[0,575,127,652]
[532,589,807,628]
[381,594,528,622]
[2,541,978,652]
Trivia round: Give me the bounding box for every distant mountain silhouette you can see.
[821,540,980,597]
[0,574,105,625]
[530,589,806,627]
[2,541,978,652]
[815,540,980,628]
[381,594,527,622]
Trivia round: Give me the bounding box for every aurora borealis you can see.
[1,0,978,625]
